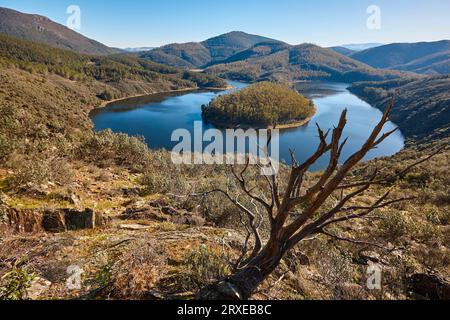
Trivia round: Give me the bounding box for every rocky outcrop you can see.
[121,200,206,227]
[1,206,109,234]
[408,273,450,300]
[42,209,109,233]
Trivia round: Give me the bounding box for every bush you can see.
[0,265,36,300]
[109,240,164,299]
[177,245,231,292]
[10,155,73,189]
[0,134,14,163]
[78,130,152,172]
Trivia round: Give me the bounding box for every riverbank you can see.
[95,84,234,109]
[206,105,317,130]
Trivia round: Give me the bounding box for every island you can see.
[201,82,316,129]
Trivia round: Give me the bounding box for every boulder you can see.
[408,273,450,300]
[42,209,107,233]
[358,251,383,265]
[42,210,67,233]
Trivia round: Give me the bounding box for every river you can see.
[90,81,404,171]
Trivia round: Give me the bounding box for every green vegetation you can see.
[206,43,411,83]
[0,263,36,300]
[0,33,226,92]
[349,75,450,142]
[202,82,315,127]
[141,31,278,68]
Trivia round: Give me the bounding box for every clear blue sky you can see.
[1,0,449,48]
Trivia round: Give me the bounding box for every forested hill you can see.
[202,82,315,128]
[0,33,226,146]
[205,43,412,83]
[0,33,226,92]
[140,31,282,68]
[349,75,450,142]
[0,7,120,55]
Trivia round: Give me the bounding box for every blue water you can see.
[90,81,405,171]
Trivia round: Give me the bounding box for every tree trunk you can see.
[197,240,285,300]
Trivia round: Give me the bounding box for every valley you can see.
[0,4,449,302]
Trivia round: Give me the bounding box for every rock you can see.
[408,273,450,300]
[119,224,151,231]
[27,277,52,300]
[172,213,206,227]
[42,210,67,233]
[122,207,169,222]
[359,251,382,265]
[69,194,82,208]
[121,187,141,197]
[42,209,106,233]
[161,206,178,216]
[65,209,95,230]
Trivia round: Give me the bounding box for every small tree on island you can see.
[196,100,443,300]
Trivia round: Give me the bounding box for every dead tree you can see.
[196,100,443,300]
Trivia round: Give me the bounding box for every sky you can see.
[1,0,449,48]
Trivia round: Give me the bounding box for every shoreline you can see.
[270,106,317,130]
[94,84,233,110]
[204,105,318,131]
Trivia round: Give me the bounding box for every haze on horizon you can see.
[0,0,449,49]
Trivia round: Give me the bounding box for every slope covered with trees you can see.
[0,7,120,55]
[349,75,450,142]
[206,43,411,83]
[202,82,315,128]
[0,33,227,163]
[140,31,282,68]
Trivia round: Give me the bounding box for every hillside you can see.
[328,46,356,56]
[0,34,227,146]
[206,43,410,83]
[0,7,119,55]
[349,75,450,142]
[140,31,281,68]
[351,40,450,74]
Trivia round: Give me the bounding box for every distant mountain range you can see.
[0,7,120,55]
[124,47,155,53]
[350,41,450,74]
[204,41,411,83]
[341,43,384,51]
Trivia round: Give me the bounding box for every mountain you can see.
[205,42,410,83]
[140,31,281,68]
[349,75,450,141]
[341,43,384,51]
[350,40,450,74]
[328,46,356,56]
[0,7,120,55]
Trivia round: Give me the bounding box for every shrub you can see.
[78,130,152,172]
[177,245,231,292]
[0,134,14,163]
[109,240,164,299]
[10,155,73,189]
[0,265,36,300]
